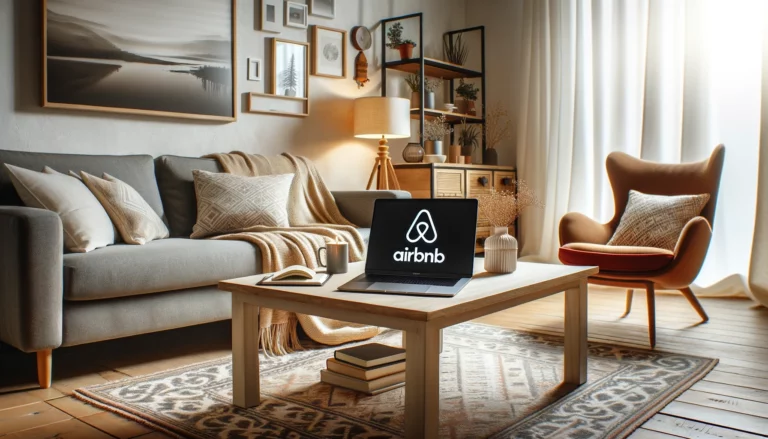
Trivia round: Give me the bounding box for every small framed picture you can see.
[247,58,262,81]
[272,38,309,99]
[312,26,346,79]
[285,2,308,29]
[260,0,282,33]
[309,0,335,19]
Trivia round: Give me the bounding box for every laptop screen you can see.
[365,199,478,277]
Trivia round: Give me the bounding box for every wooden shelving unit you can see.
[380,15,487,152]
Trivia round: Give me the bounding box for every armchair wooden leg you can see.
[645,285,656,348]
[679,287,709,322]
[622,289,634,318]
[37,349,52,389]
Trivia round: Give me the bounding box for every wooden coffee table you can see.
[219,259,598,439]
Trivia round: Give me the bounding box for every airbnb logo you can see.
[394,210,445,264]
[406,209,437,243]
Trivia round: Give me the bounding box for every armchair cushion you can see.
[607,190,710,251]
[559,243,673,272]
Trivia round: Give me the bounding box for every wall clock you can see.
[351,26,371,88]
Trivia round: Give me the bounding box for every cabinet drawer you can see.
[493,171,516,192]
[467,170,493,197]
[433,169,465,198]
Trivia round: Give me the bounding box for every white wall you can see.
[0,0,467,190]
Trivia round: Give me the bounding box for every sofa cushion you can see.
[63,238,261,301]
[155,156,222,237]
[0,150,165,222]
[559,242,674,272]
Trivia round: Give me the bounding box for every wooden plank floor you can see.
[0,288,766,438]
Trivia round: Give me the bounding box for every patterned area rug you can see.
[74,324,716,439]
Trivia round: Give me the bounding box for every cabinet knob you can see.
[501,177,513,186]
[478,176,489,186]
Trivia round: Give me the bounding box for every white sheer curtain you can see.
[513,0,768,304]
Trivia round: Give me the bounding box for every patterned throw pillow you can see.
[191,170,294,239]
[80,171,169,245]
[4,164,115,252]
[607,190,710,251]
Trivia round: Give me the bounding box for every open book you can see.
[258,265,330,286]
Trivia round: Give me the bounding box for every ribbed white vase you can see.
[484,226,518,274]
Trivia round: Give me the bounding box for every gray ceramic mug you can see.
[317,242,348,274]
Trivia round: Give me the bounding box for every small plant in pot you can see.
[455,79,479,115]
[387,22,418,60]
[483,103,512,165]
[422,114,453,157]
[404,74,443,109]
[458,118,480,163]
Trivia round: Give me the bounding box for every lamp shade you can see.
[353,97,411,139]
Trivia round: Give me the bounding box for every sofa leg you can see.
[645,285,656,348]
[680,287,709,322]
[622,289,633,318]
[37,349,52,389]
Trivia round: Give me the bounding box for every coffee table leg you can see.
[232,296,261,408]
[405,324,441,439]
[564,279,588,385]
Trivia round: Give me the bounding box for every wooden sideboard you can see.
[392,163,517,252]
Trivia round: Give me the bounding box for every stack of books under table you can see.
[320,343,406,395]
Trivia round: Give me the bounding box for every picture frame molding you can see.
[260,0,282,33]
[284,1,308,29]
[247,57,262,81]
[309,0,335,19]
[311,25,347,79]
[271,38,310,99]
[41,0,238,122]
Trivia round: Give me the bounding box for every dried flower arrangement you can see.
[422,114,453,141]
[404,74,443,93]
[477,180,543,227]
[485,103,511,150]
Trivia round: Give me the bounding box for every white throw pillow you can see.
[4,164,115,252]
[607,190,710,251]
[80,171,169,245]
[191,170,294,239]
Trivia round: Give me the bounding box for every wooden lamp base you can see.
[366,136,401,190]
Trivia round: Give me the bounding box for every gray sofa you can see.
[0,150,410,388]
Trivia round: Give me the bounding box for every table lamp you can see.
[354,97,411,190]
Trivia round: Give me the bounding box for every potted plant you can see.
[483,104,512,165]
[405,74,443,109]
[422,114,453,156]
[387,22,417,60]
[458,118,480,163]
[455,79,479,115]
[443,33,469,66]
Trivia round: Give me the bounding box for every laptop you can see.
[338,199,478,297]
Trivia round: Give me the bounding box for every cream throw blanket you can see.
[205,152,379,354]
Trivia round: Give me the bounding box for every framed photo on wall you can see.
[311,26,346,79]
[309,0,335,19]
[247,58,262,81]
[285,2,308,29]
[42,0,237,122]
[260,0,282,33]
[272,39,309,99]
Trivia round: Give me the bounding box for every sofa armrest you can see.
[333,190,412,227]
[559,212,614,246]
[654,216,712,289]
[0,206,63,352]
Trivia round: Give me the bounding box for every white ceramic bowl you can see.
[424,154,447,163]
[443,104,456,112]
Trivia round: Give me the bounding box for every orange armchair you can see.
[558,145,726,347]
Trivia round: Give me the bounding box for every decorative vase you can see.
[398,43,414,60]
[456,99,476,115]
[484,226,517,273]
[463,155,472,164]
[483,148,499,165]
[425,91,435,109]
[448,144,461,163]
[410,92,419,109]
[424,140,443,155]
[402,143,425,163]
[460,145,474,157]
[467,101,477,116]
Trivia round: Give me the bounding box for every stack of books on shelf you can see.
[320,343,406,395]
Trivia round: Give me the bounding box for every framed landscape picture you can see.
[311,26,346,79]
[42,0,237,122]
[271,39,309,99]
[285,2,308,29]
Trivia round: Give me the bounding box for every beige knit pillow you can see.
[191,170,294,239]
[80,171,169,245]
[4,164,115,252]
[607,190,710,251]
